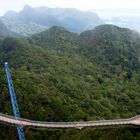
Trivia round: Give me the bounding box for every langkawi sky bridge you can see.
[1,62,140,140]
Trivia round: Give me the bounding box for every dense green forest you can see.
[0,25,140,139]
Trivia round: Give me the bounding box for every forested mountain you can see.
[0,19,10,38]
[80,25,140,72]
[2,5,104,34]
[0,24,140,139]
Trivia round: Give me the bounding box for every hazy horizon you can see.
[1,0,140,16]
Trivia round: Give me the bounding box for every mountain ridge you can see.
[2,5,104,34]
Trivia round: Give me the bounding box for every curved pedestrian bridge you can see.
[0,113,140,129]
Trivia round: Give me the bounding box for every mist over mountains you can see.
[0,19,10,38]
[0,5,104,36]
[93,9,140,32]
[1,5,140,37]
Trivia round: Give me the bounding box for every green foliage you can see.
[0,25,140,139]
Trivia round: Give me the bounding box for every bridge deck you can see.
[0,113,140,129]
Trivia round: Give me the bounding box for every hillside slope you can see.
[80,24,140,72]
[0,25,140,139]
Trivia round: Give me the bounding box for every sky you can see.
[0,0,140,16]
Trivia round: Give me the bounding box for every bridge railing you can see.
[0,113,132,125]
[0,113,140,128]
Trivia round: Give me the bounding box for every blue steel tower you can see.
[5,62,25,140]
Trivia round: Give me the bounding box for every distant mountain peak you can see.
[49,26,70,32]
[4,10,18,19]
[2,6,104,34]
[23,4,33,10]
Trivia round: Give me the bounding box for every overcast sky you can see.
[0,0,140,16]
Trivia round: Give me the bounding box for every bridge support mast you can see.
[5,62,25,140]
